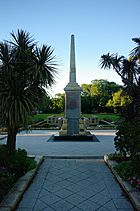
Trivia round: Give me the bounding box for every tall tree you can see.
[106,89,132,113]
[81,80,122,113]
[50,93,65,113]
[0,29,58,150]
[130,37,140,62]
[100,52,140,119]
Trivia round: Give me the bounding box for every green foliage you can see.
[114,161,134,180]
[9,148,36,178]
[32,113,64,122]
[0,145,36,178]
[114,120,140,157]
[94,113,120,122]
[106,89,132,113]
[0,29,58,150]
[37,94,52,113]
[50,93,65,113]
[114,156,140,180]
[81,79,122,113]
[0,171,15,202]
[131,155,140,177]
[32,113,120,123]
[0,145,36,202]
[0,172,15,187]
[108,152,129,162]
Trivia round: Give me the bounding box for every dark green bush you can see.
[0,145,36,202]
[114,161,134,180]
[114,120,140,158]
[0,145,36,178]
[0,172,15,187]
[0,145,11,167]
[108,152,129,162]
[131,154,140,177]
[114,158,140,180]
[9,148,36,178]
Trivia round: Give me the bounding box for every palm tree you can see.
[0,29,58,151]
[100,53,139,95]
[100,52,140,120]
[130,37,140,62]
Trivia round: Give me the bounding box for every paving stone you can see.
[108,187,126,198]
[49,169,66,176]
[64,193,86,206]
[113,198,134,209]
[38,188,51,198]
[43,182,62,193]
[77,189,97,199]
[22,189,40,198]
[76,179,93,187]
[77,199,100,211]
[87,182,106,192]
[69,206,82,211]
[97,207,110,211]
[17,197,37,208]
[45,175,64,183]
[102,199,117,211]
[39,192,61,206]
[90,192,111,206]
[55,188,73,199]
[68,174,89,183]
[33,199,54,211]
[55,180,73,188]
[51,199,74,211]
[65,183,84,193]
[57,172,74,179]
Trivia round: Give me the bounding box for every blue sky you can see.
[0,0,140,95]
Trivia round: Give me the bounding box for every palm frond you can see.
[9,29,35,49]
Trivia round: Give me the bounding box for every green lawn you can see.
[32,113,64,122]
[32,113,120,123]
[93,113,121,122]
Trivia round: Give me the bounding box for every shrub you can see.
[0,145,11,167]
[114,161,134,180]
[9,148,36,178]
[0,145,36,178]
[0,145,36,202]
[0,171,15,187]
[114,120,140,158]
[114,158,140,180]
[108,152,129,162]
[127,177,140,191]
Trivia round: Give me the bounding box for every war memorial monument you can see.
[53,34,95,141]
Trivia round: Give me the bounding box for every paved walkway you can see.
[1,130,134,210]
[0,130,117,156]
[16,158,134,211]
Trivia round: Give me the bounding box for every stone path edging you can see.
[104,155,140,211]
[46,155,104,159]
[0,155,44,211]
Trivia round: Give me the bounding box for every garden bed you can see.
[0,155,44,210]
[104,155,140,210]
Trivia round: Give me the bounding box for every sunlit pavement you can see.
[0,130,117,156]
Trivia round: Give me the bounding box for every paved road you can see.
[0,130,116,156]
[16,158,134,211]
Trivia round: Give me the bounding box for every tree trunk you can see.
[7,126,18,151]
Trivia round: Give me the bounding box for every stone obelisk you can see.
[64,35,82,135]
